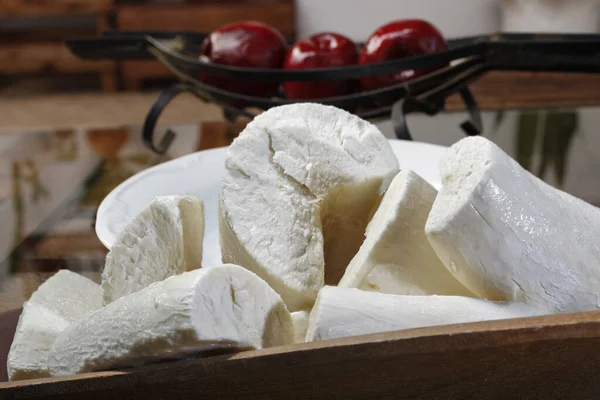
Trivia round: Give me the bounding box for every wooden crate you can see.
[117,0,295,90]
[2,312,600,399]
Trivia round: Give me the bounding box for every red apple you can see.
[283,32,359,100]
[359,19,447,91]
[199,21,287,99]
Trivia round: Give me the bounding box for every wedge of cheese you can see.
[306,286,545,341]
[220,103,399,311]
[7,270,103,381]
[338,170,472,296]
[291,311,309,343]
[49,264,294,377]
[102,195,204,305]
[426,136,600,313]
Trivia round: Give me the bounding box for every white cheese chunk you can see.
[291,311,309,343]
[426,136,600,313]
[48,264,294,377]
[7,270,103,381]
[306,286,545,341]
[338,170,473,296]
[102,195,204,304]
[220,104,399,311]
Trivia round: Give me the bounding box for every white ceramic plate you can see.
[96,139,447,267]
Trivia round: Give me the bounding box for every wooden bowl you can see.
[2,309,600,399]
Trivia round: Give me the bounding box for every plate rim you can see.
[95,146,226,248]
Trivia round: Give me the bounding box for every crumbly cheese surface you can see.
[306,286,545,341]
[339,170,472,296]
[7,270,103,381]
[220,103,399,311]
[291,311,309,343]
[49,265,294,377]
[102,195,204,304]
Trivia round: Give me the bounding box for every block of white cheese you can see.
[305,286,545,342]
[7,270,103,381]
[291,311,309,343]
[49,264,294,377]
[426,136,600,313]
[338,170,472,296]
[102,195,204,304]
[220,103,399,311]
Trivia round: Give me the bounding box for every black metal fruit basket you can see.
[67,31,600,154]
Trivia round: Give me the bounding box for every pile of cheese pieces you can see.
[9,103,600,381]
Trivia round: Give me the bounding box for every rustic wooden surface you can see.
[446,71,600,111]
[116,1,294,41]
[0,92,222,132]
[0,309,21,383]
[3,71,600,115]
[119,66,600,108]
[2,311,600,399]
[0,42,116,75]
[0,0,117,92]
[118,0,295,89]
[0,0,113,16]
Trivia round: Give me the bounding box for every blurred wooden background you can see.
[0,0,117,91]
[0,0,295,92]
